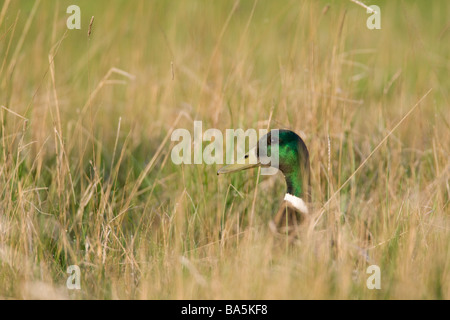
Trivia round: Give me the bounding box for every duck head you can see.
[218,129,310,200]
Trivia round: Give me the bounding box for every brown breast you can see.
[270,200,309,235]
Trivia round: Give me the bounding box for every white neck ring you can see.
[284,193,309,214]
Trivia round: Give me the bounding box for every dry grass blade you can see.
[0,0,11,30]
[312,88,433,229]
[1,105,28,121]
[88,16,95,37]
[349,0,378,13]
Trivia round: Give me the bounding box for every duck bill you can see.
[217,147,262,175]
[217,162,262,175]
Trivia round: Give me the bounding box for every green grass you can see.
[0,0,448,299]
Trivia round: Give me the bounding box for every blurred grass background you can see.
[0,0,448,299]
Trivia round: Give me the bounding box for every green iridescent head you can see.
[218,129,310,199]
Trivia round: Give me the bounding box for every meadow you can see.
[0,0,448,299]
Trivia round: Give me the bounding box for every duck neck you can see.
[284,158,310,200]
[285,169,305,198]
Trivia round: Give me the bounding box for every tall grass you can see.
[0,0,448,299]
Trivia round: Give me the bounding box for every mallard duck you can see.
[218,129,311,232]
